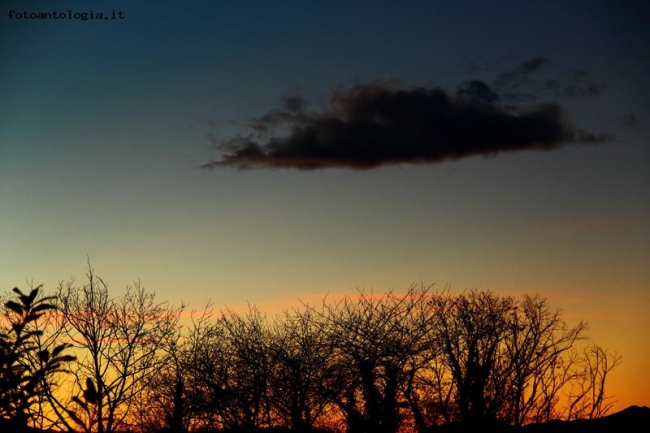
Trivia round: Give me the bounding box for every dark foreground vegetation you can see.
[2,406,650,433]
[1,264,627,433]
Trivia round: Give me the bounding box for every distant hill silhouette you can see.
[522,405,650,433]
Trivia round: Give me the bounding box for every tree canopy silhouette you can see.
[1,272,621,433]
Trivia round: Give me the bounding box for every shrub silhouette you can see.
[0,287,75,430]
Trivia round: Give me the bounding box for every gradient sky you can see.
[1,0,649,411]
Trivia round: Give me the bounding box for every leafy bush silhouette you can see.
[0,287,75,430]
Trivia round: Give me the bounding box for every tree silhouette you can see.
[0,286,75,431]
[307,286,438,433]
[129,336,188,433]
[428,290,515,427]
[46,263,184,433]
[2,271,622,433]
[183,305,274,431]
[266,307,333,431]
[408,290,621,430]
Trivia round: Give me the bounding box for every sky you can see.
[1,0,649,411]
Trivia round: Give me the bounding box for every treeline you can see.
[1,265,621,433]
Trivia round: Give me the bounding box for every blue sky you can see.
[1,0,649,409]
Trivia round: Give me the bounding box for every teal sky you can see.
[1,0,649,409]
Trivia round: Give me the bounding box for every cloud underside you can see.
[203,77,609,170]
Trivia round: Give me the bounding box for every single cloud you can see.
[202,60,611,170]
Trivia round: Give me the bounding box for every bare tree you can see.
[181,304,230,431]
[220,306,274,429]
[583,345,621,419]
[418,290,619,429]
[311,286,438,433]
[559,344,622,421]
[266,306,334,431]
[48,264,184,433]
[405,354,457,431]
[129,333,188,433]
[183,305,273,430]
[430,289,515,427]
[500,294,588,426]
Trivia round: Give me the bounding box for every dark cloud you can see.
[202,78,610,170]
[494,57,605,103]
[493,57,549,100]
[545,69,604,98]
[247,96,308,133]
[456,80,500,104]
[518,56,549,74]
